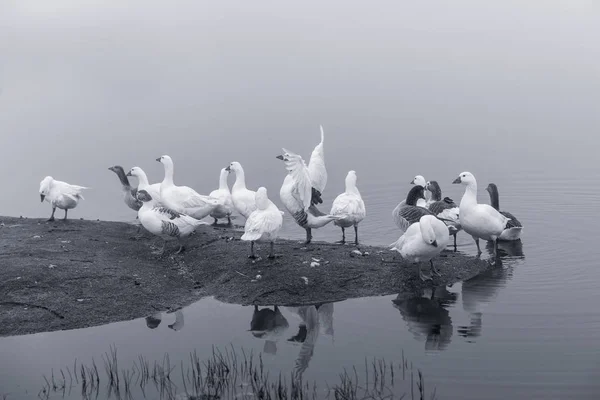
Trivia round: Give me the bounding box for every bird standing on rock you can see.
[240,187,283,259]
[209,167,234,225]
[108,165,141,212]
[226,161,257,221]
[39,176,88,221]
[330,170,366,245]
[276,149,342,244]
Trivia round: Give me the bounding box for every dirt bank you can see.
[0,216,491,336]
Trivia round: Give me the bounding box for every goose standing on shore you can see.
[393,186,434,233]
[108,165,141,212]
[127,167,162,205]
[276,149,341,244]
[209,168,234,225]
[307,125,327,203]
[453,172,509,259]
[226,161,256,220]
[241,187,284,259]
[426,180,461,250]
[156,155,221,220]
[390,215,450,281]
[330,170,366,245]
[486,183,523,241]
[410,175,429,207]
[136,190,208,255]
[39,176,88,221]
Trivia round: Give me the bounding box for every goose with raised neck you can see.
[226,161,257,220]
[209,167,234,224]
[485,183,523,241]
[330,170,366,245]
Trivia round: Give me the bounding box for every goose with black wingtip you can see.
[156,155,222,220]
[330,170,366,245]
[240,187,284,259]
[485,183,523,241]
[453,172,510,259]
[276,149,343,244]
[136,189,209,255]
[390,214,450,281]
[426,180,461,250]
[109,165,141,213]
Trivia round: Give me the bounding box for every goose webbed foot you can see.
[47,217,55,222]
[336,240,346,245]
[430,260,442,277]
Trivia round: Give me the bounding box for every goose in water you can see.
[426,180,461,250]
[127,167,162,205]
[452,172,510,259]
[39,176,88,221]
[225,161,256,220]
[136,189,208,255]
[410,175,429,207]
[276,149,342,244]
[209,168,234,225]
[241,187,284,259]
[486,183,523,241]
[307,125,327,202]
[390,215,450,281]
[330,170,366,245]
[156,155,221,220]
[108,165,141,212]
[393,185,434,233]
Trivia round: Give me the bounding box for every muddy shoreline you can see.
[0,216,491,336]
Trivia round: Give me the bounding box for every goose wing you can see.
[283,149,312,211]
[177,186,220,209]
[241,206,283,241]
[307,126,327,194]
[54,180,88,200]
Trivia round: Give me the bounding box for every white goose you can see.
[136,189,208,255]
[226,161,257,220]
[453,172,510,258]
[330,170,366,245]
[209,168,234,225]
[426,180,461,250]
[307,125,327,202]
[240,187,284,259]
[390,215,450,281]
[156,155,221,220]
[276,149,342,244]
[39,176,88,221]
[485,183,523,241]
[127,167,162,205]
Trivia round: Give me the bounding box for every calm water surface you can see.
[2,1,600,399]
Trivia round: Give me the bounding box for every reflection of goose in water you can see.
[168,310,184,331]
[393,287,456,352]
[459,253,518,341]
[486,239,524,259]
[145,312,162,329]
[248,306,289,355]
[285,302,335,380]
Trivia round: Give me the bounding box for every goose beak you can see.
[126,171,132,177]
[276,155,284,160]
[452,177,461,184]
[431,240,438,247]
[40,194,45,202]
[410,179,415,184]
[156,157,161,162]
[108,166,115,172]
[225,166,231,172]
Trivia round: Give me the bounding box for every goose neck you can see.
[233,169,247,189]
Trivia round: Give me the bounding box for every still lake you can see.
[1,1,600,399]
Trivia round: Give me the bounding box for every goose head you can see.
[156,155,173,168]
[226,161,243,173]
[485,183,498,195]
[411,175,426,186]
[126,166,143,178]
[255,187,270,210]
[453,171,476,186]
[345,170,358,188]
[136,190,153,203]
[39,176,54,202]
